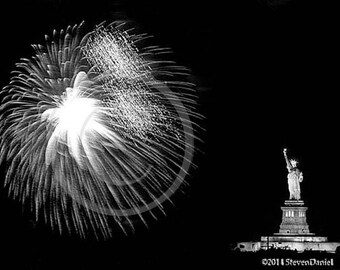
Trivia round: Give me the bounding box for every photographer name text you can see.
[262,258,334,267]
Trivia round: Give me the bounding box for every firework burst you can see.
[0,21,200,239]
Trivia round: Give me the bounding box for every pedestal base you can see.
[234,199,340,253]
[277,200,313,235]
[236,238,340,253]
[259,235,340,253]
[261,236,328,243]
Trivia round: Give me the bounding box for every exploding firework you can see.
[0,21,200,239]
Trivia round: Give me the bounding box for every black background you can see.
[0,0,340,269]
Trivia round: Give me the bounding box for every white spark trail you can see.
[0,21,200,239]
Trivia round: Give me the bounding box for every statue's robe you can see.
[287,168,302,200]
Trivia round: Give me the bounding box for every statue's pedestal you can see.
[274,200,314,236]
[235,199,340,252]
[259,200,336,252]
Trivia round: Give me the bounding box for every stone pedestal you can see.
[235,199,340,252]
[235,196,340,252]
[274,200,314,236]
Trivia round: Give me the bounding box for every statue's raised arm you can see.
[283,148,292,172]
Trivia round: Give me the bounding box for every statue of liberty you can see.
[283,148,303,200]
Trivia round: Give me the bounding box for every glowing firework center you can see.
[0,22,198,238]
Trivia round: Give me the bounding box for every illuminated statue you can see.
[283,148,303,200]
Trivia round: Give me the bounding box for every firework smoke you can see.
[0,21,199,239]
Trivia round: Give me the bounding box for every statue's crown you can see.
[290,159,298,167]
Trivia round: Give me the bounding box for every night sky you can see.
[1,0,340,269]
